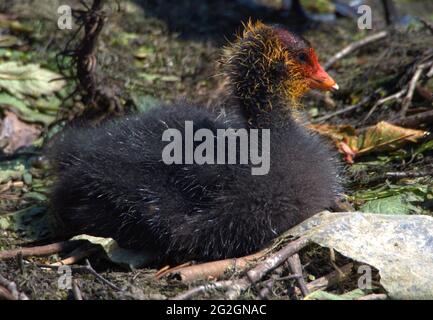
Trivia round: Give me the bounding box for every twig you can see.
[50,243,101,266]
[172,280,239,300]
[56,0,122,121]
[0,274,29,300]
[300,263,354,294]
[287,254,309,297]
[391,109,433,128]
[173,237,309,300]
[324,31,388,70]
[416,85,433,103]
[256,266,286,300]
[312,95,372,123]
[38,259,122,292]
[427,65,433,78]
[0,285,16,300]
[306,91,336,109]
[0,241,85,260]
[83,259,122,291]
[155,262,193,279]
[71,279,84,300]
[158,250,267,282]
[400,63,430,117]
[226,237,309,299]
[385,171,433,179]
[257,278,275,300]
[357,293,387,300]
[420,18,433,35]
[362,89,406,123]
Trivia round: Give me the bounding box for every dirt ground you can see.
[0,0,432,300]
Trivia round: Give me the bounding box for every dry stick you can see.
[0,274,29,300]
[400,62,431,117]
[0,240,85,260]
[0,285,17,300]
[300,263,354,294]
[71,279,84,300]
[38,259,122,292]
[226,237,310,300]
[385,170,433,179]
[362,89,406,123]
[155,262,193,279]
[391,109,433,128]
[287,254,309,297]
[257,274,303,300]
[428,64,433,78]
[173,237,309,300]
[159,250,267,282]
[256,266,286,300]
[357,293,387,300]
[172,280,240,300]
[312,95,372,123]
[420,18,433,35]
[257,279,275,300]
[416,85,433,103]
[324,31,388,70]
[50,243,101,266]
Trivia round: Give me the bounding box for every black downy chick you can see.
[48,21,342,263]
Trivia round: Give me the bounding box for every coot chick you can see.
[48,21,341,263]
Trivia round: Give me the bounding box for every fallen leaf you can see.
[360,194,417,215]
[288,211,433,299]
[309,121,428,162]
[0,111,42,153]
[71,235,154,268]
[0,93,55,125]
[305,289,367,300]
[0,61,65,98]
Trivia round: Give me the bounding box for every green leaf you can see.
[0,160,26,183]
[305,289,367,300]
[0,216,12,230]
[131,94,159,113]
[360,195,412,215]
[138,72,180,83]
[0,61,65,98]
[5,206,54,240]
[0,93,55,125]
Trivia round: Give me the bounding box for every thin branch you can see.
[312,95,373,123]
[385,170,433,179]
[71,279,84,300]
[0,241,85,260]
[0,285,17,300]
[38,259,122,292]
[50,243,101,266]
[392,109,433,128]
[362,89,406,123]
[172,280,239,300]
[400,63,430,117]
[172,237,309,300]
[0,274,29,300]
[324,31,388,70]
[287,254,309,296]
[300,263,354,294]
[420,18,433,35]
[158,250,267,282]
[357,293,387,300]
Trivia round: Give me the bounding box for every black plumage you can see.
[48,22,342,263]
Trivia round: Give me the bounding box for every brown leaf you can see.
[309,121,428,162]
[0,111,42,154]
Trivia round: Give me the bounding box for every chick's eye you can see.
[297,52,309,64]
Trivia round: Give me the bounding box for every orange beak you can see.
[309,64,339,92]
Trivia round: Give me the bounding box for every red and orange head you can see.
[224,21,338,106]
